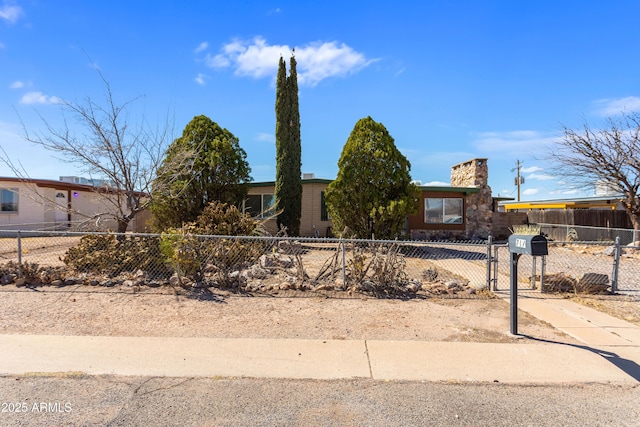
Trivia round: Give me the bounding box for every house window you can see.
[320,191,331,221]
[1,188,18,212]
[245,194,275,218]
[424,198,463,224]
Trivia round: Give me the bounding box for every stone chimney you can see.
[450,158,492,238]
[451,158,489,187]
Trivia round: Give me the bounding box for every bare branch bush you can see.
[552,113,640,230]
[0,69,190,233]
[345,242,412,297]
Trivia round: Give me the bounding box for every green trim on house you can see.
[251,180,478,195]
[417,186,480,194]
[250,178,333,188]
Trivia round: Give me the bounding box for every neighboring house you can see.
[0,177,147,232]
[499,196,626,212]
[498,195,634,231]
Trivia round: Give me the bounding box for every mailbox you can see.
[507,233,548,336]
[508,234,548,256]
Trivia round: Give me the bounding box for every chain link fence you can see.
[492,239,640,293]
[0,230,638,296]
[0,231,490,297]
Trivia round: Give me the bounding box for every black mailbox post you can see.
[507,234,548,335]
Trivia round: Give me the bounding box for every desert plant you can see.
[159,201,266,285]
[63,234,118,273]
[346,242,411,296]
[63,234,169,278]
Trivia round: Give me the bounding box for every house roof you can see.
[499,195,625,211]
[0,176,99,191]
[249,178,333,188]
[0,177,147,196]
[249,179,481,194]
[417,185,480,194]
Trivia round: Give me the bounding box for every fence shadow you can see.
[406,245,488,261]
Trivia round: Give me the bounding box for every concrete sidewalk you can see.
[1,280,639,384]
[504,291,640,346]
[0,332,638,384]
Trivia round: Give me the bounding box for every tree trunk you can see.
[117,218,130,234]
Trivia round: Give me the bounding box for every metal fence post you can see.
[540,255,546,292]
[611,236,621,293]
[17,231,23,278]
[492,244,499,291]
[341,239,346,290]
[531,256,537,289]
[486,235,492,290]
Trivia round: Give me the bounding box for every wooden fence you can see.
[526,209,632,229]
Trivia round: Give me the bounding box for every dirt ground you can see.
[0,284,582,344]
[569,293,640,326]
[1,236,637,343]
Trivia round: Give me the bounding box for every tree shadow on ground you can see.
[183,287,228,303]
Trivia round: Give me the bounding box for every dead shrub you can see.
[63,234,169,278]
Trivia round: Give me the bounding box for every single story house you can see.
[0,177,148,232]
[499,196,626,212]
[2,158,510,238]
[247,158,510,239]
[498,195,634,232]
[245,175,332,237]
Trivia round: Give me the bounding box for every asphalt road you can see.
[1,375,638,426]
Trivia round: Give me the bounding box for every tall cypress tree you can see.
[274,54,302,235]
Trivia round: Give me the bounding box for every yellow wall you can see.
[247,181,332,237]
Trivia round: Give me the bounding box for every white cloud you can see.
[194,73,207,86]
[523,188,539,196]
[472,130,558,157]
[194,41,208,54]
[0,3,22,24]
[521,166,542,173]
[9,80,24,89]
[394,67,406,78]
[205,53,230,68]
[527,173,555,181]
[20,91,61,105]
[549,188,580,195]
[420,180,450,186]
[593,96,640,116]
[255,132,275,143]
[205,36,375,86]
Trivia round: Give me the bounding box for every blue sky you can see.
[2,1,640,200]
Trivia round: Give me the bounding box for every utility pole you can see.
[512,160,525,201]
